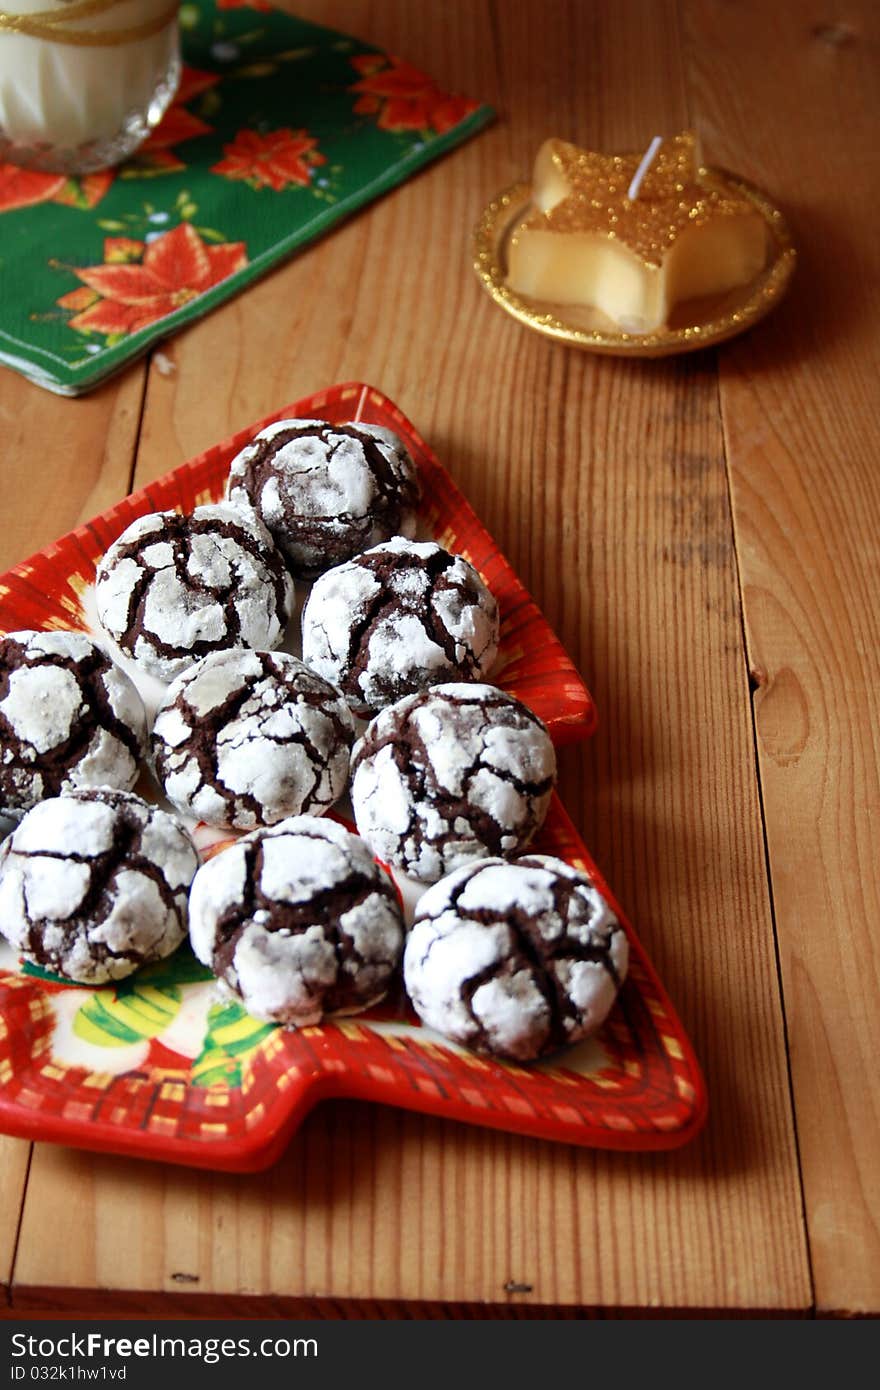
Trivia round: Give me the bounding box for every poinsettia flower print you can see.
[0,163,112,214]
[58,223,247,339]
[349,53,479,134]
[0,166,66,214]
[211,128,326,191]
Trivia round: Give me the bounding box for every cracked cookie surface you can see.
[0,788,198,984]
[350,683,556,882]
[301,537,499,717]
[95,502,295,682]
[225,418,420,578]
[152,649,355,831]
[403,855,629,1060]
[189,815,405,1026]
[0,629,147,816]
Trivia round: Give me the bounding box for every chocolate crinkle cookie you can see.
[94,502,294,682]
[151,649,355,831]
[189,815,405,1026]
[350,683,556,882]
[404,856,629,1061]
[0,629,147,816]
[225,418,421,578]
[301,537,500,717]
[0,788,198,984]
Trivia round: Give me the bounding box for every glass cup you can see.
[0,0,181,174]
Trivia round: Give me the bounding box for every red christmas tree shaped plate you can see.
[0,382,706,1170]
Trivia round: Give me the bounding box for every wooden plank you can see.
[681,0,880,1314]
[0,365,147,1296]
[0,1140,29,1303]
[12,0,810,1311]
[493,1,811,1286]
[0,370,146,575]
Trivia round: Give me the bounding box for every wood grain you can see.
[0,1139,29,1302]
[10,0,815,1313]
[490,0,809,1311]
[0,365,146,1299]
[0,370,146,575]
[681,0,880,1313]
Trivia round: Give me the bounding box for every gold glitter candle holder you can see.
[474,139,796,357]
[0,0,181,174]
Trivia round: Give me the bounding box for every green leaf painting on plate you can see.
[0,0,493,394]
[190,999,275,1089]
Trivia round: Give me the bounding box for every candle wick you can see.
[627,136,663,201]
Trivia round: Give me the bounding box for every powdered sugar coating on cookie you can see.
[225,418,420,578]
[301,537,499,717]
[94,502,295,681]
[0,629,147,815]
[0,788,198,984]
[152,649,355,831]
[404,855,629,1060]
[189,815,405,1026]
[351,683,556,882]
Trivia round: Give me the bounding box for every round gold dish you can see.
[472,172,796,357]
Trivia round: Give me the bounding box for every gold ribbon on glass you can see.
[0,0,178,46]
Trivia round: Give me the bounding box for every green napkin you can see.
[0,0,493,394]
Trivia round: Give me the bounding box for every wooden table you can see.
[1,0,877,1318]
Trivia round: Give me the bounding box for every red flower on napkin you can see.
[211,128,326,191]
[350,53,479,135]
[0,164,111,215]
[59,223,248,339]
[0,166,66,214]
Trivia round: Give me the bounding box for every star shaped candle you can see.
[507,132,767,332]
